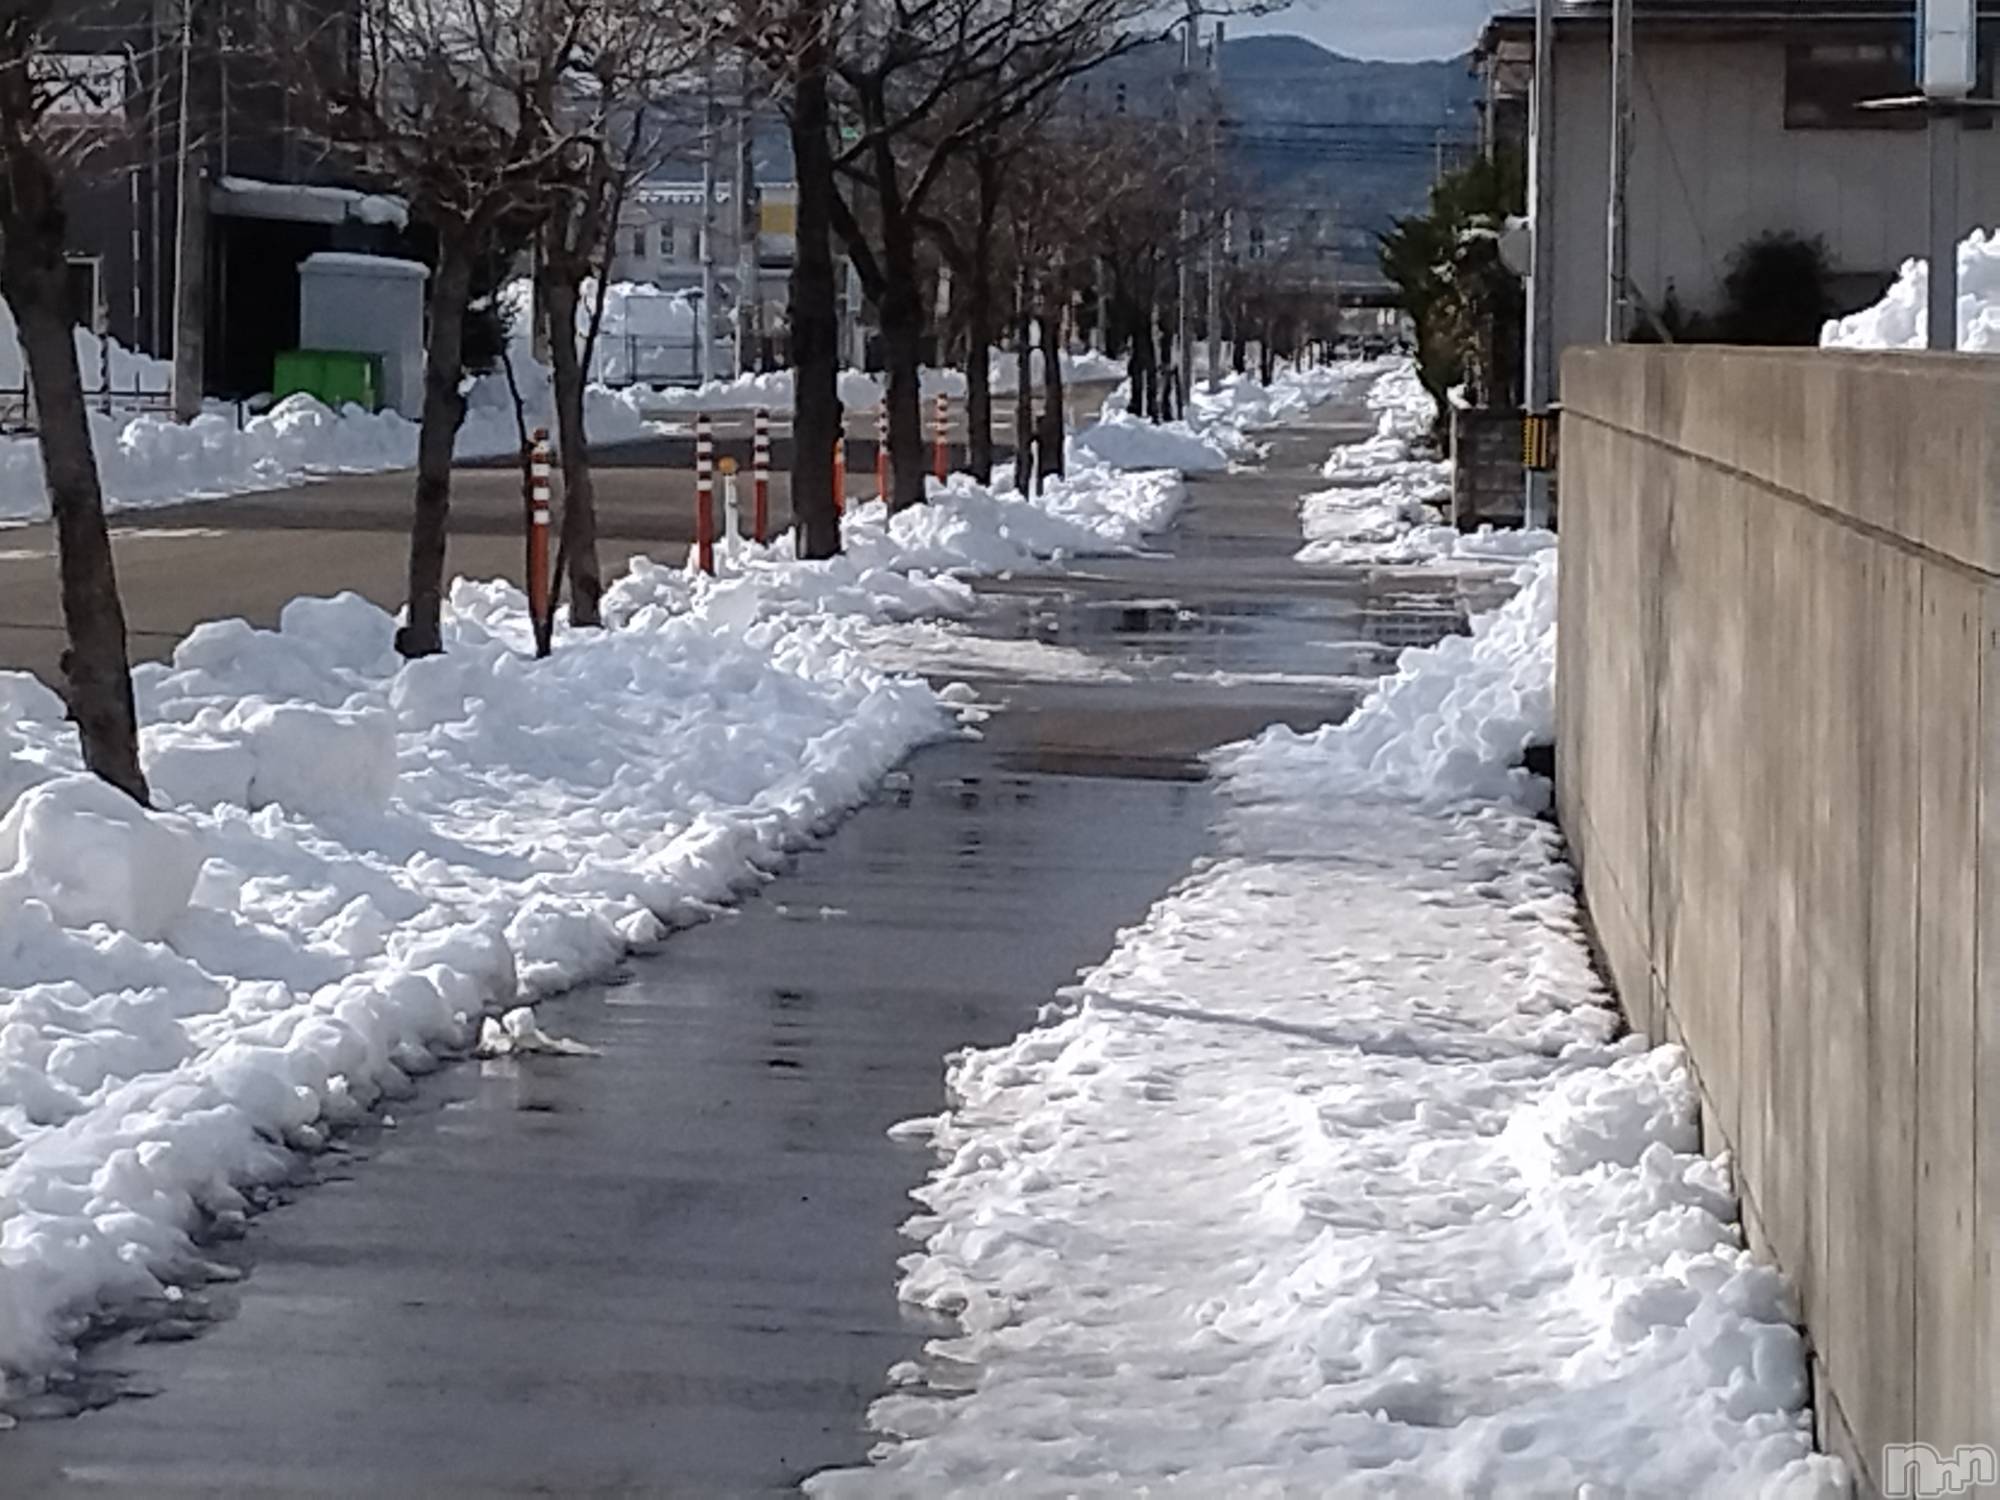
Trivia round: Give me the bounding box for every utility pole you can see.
[1605,0,1633,341]
[1928,112,1961,350]
[1523,0,1556,530]
[1205,22,1223,392]
[733,60,759,377]
[1328,202,1340,354]
[170,0,205,423]
[699,58,720,385]
[1176,6,1195,407]
[1876,0,1977,349]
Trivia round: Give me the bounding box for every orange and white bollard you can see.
[932,392,949,481]
[832,426,847,517]
[875,404,889,501]
[527,427,552,653]
[694,412,715,576]
[752,408,771,544]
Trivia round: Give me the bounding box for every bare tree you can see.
[824,0,1155,511]
[0,5,150,799]
[535,7,695,629]
[734,0,844,558]
[274,0,590,657]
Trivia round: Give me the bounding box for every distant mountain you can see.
[1089,34,1483,271]
[644,34,1480,276]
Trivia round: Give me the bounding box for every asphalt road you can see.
[0,382,1113,685]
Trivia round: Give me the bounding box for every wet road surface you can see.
[0,406,1504,1496]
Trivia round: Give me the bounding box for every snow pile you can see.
[717,457,1185,583]
[972,347,1126,396]
[816,500,1838,1495]
[629,351,1125,418]
[0,355,655,526]
[1072,412,1232,474]
[1299,359,1555,570]
[1222,550,1559,809]
[637,367,958,416]
[0,559,967,1387]
[1185,363,1372,432]
[1299,474,1555,570]
[1089,361,1371,468]
[1822,227,2000,352]
[1322,356,1439,483]
[0,296,170,398]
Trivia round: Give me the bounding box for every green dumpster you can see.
[273,349,384,412]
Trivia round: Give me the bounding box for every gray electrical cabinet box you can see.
[298,252,428,418]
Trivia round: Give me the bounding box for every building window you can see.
[1785,35,1995,129]
[662,221,676,262]
[630,226,647,258]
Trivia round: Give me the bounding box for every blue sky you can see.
[1240,0,1495,61]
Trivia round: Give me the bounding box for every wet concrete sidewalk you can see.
[0,405,1499,1496]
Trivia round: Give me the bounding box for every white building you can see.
[1480,1,2000,361]
[607,181,856,375]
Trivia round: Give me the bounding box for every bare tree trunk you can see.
[400,248,473,659]
[877,208,927,511]
[1014,274,1035,493]
[1260,317,1277,385]
[963,158,1001,484]
[539,270,602,627]
[965,276,994,484]
[1035,308,1064,489]
[3,225,147,802]
[1123,299,1152,422]
[1154,314,1174,422]
[788,27,841,558]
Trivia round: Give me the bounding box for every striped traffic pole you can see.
[875,404,889,501]
[527,427,552,655]
[932,392,948,481]
[832,424,847,518]
[752,408,771,544]
[694,412,715,576]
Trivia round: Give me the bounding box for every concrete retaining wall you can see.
[1557,345,1999,1494]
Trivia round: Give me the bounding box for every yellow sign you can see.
[718,457,739,476]
[1522,412,1556,471]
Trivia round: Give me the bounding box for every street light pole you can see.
[1523,0,1557,529]
[1920,0,1976,349]
[1205,23,1223,393]
[1176,6,1195,410]
[1927,109,1961,351]
[734,59,759,377]
[1606,0,1633,342]
[170,0,205,424]
[699,58,720,385]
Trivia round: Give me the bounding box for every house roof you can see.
[1482,0,2000,50]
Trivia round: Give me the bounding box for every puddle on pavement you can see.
[988,582,1478,688]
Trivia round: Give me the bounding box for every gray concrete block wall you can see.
[1557,346,1999,1496]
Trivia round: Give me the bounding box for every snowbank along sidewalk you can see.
[0,422,1205,1397]
[810,411,1842,1496]
[1297,359,1554,570]
[1079,363,1371,477]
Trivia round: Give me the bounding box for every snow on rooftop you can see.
[216,176,410,230]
